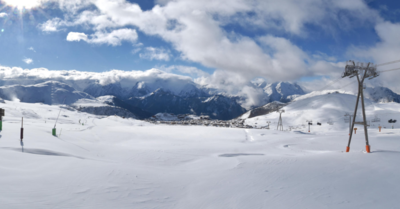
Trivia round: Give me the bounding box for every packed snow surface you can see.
[1,97,400,208]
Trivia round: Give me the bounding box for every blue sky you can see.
[1,0,400,85]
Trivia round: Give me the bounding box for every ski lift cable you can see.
[319,77,343,91]
[54,106,62,129]
[54,98,66,129]
[377,67,400,74]
[376,59,400,67]
[337,80,357,90]
[314,59,400,93]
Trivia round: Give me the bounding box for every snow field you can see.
[0,99,400,208]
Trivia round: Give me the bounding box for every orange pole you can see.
[366,145,370,153]
[346,146,350,152]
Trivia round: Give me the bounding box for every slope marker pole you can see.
[20,117,24,152]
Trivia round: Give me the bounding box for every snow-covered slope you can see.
[71,96,154,119]
[84,82,127,99]
[239,101,287,119]
[0,81,94,105]
[1,99,400,208]
[364,86,400,103]
[245,90,400,131]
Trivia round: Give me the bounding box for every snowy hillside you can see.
[245,90,400,131]
[1,98,400,208]
[364,86,400,103]
[0,81,94,105]
[72,98,139,119]
[239,101,287,119]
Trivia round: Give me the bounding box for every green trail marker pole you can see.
[0,108,4,131]
[53,105,63,137]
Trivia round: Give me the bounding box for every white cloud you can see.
[36,0,390,100]
[348,21,400,93]
[173,66,209,77]
[66,32,88,42]
[28,47,36,53]
[194,69,268,107]
[66,29,138,46]
[89,28,138,46]
[0,65,196,95]
[23,58,33,64]
[350,21,400,64]
[162,65,209,77]
[39,18,63,32]
[0,13,8,18]
[46,0,377,83]
[131,48,141,54]
[140,47,170,61]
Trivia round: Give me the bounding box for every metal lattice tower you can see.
[277,110,285,131]
[344,113,353,135]
[342,61,379,153]
[306,120,312,132]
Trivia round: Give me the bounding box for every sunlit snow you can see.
[1,91,400,208]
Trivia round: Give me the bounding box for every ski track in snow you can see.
[244,129,255,142]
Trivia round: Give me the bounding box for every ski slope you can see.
[1,98,400,208]
[245,91,400,131]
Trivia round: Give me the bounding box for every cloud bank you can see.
[8,0,399,102]
[66,29,138,45]
[35,0,383,83]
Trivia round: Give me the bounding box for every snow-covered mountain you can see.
[100,95,153,119]
[245,90,377,130]
[243,89,400,132]
[84,82,127,99]
[0,81,94,105]
[0,67,362,120]
[7,69,400,121]
[262,82,305,103]
[126,89,245,120]
[79,79,305,120]
[364,86,400,103]
[239,101,287,119]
